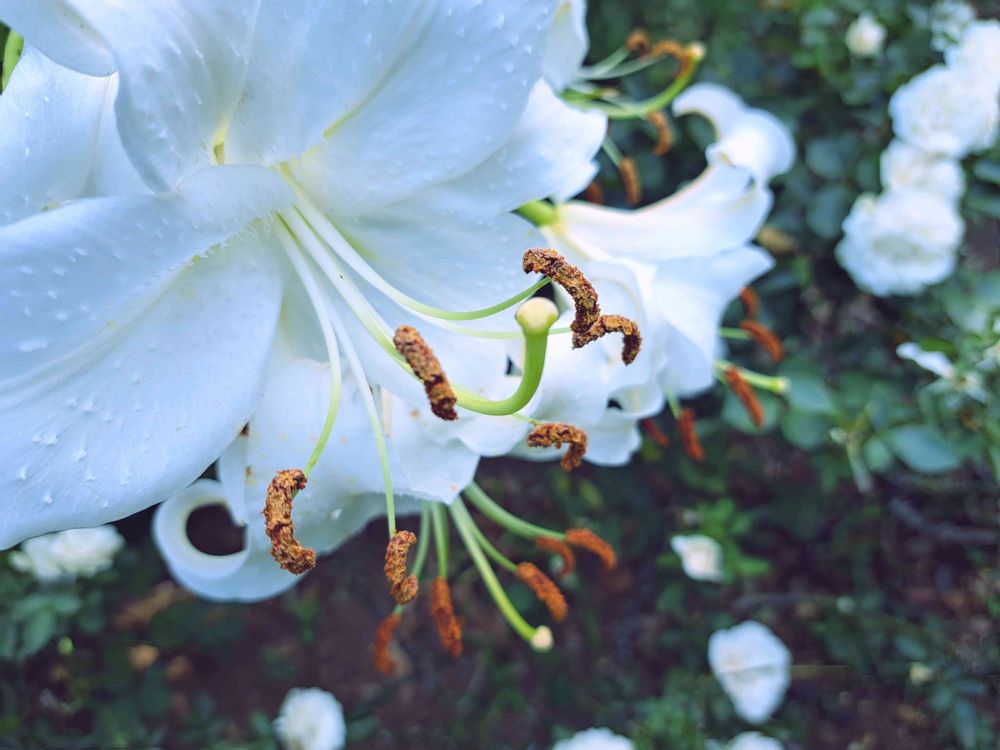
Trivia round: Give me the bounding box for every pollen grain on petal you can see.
[393,325,458,421]
[573,313,642,365]
[527,422,588,472]
[516,562,568,622]
[678,407,706,463]
[522,249,600,336]
[430,576,463,658]
[740,319,785,363]
[384,530,419,605]
[262,469,316,575]
[725,366,765,428]
[373,612,402,676]
[619,156,642,206]
[536,536,576,577]
[647,110,673,156]
[564,528,617,571]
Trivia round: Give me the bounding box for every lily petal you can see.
[542,0,588,91]
[0,0,114,76]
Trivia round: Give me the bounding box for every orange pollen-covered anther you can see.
[626,28,651,56]
[522,249,600,335]
[430,576,463,658]
[740,319,785,363]
[647,111,673,156]
[384,530,419,605]
[619,156,642,206]
[393,325,458,421]
[527,422,588,472]
[738,287,759,319]
[262,469,316,575]
[373,612,402,676]
[641,417,671,448]
[650,39,698,77]
[724,366,764,428]
[564,528,617,571]
[585,179,605,205]
[572,314,643,365]
[536,536,577,577]
[516,562,568,622]
[678,407,706,463]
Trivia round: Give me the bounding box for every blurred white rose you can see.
[880,140,964,203]
[273,688,345,750]
[929,0,976,51]
[726,732,785,750]
[889,65,999,158]
[946,19,1000,88]
[708,621,792,724]
[552,728,634,750]
[845,13,886,58]
[9,525,123,583]
[836,190,964,296]
[670,534,725,582]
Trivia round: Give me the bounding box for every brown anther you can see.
[647,111,673,156]
[262,469,316,575]
[584,179,605,205]
[650,39,697,77]
[527,422,588,471]
[738,286,760,319]
[572,314,642,365]
[724,366,765,428]
[619,156,642,206]
[393,325,458,421]
[678,407,706,462]
[515,563,568,622]
[755,225,799,254]
[384,530,419,605]
[430,577,463,658]
[373,612,402,676]
[625,28,651,55]
[740,319,785,363]
[536,536,577,577]
[564,528,617,571]
[641,417,671,448]
[522,249,600,335]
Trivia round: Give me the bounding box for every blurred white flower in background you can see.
[889,65,999,158]
[897,343,990,404]
[9,525,124,583]
[725,732,785,750]
[836,190,963,296]
[552,727,635,750]
[879,140,964,204]
[896,343,955,380]
[273,688,346,750]
[670,534,725,582]
[929,0,976,51]
[708,621,792,725]
[845,13,886,58]
[945,19,1000,89]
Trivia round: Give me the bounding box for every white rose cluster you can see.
[9,525,124,583]
[845,13,886,58]
[837,12,1000,296]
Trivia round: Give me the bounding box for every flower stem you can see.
[1,32,23,92]
[719,326,752,341]
[431,502,449,579]
[470,522,518,574]
[715,360,789,395]
[516,201,559,227]
[464,483,563,542]
[411,506,431,582]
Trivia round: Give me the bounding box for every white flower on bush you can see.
[836,190,964,296]
[273,688,346,750]
[946,19,1000,89]
[724,732,784,750]
[929,0,976,51]
[897,343,989,403]
[845,13,886,58]
[889,65,999,158]
[670,534,725,582]
[9,525,124,583]
[552,728,634,750]
[880,140,964,203]
[708,621,791,725]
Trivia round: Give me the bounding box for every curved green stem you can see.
[719,327,752,341]
[464,483,563,541]
[470,522,518,574]
[411,506,432,581]
[715,360,789,395]
[431,502,450,579]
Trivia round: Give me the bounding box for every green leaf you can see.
[862,436,894,472]
[806,138,846,180]
[883,425,961,473]
[972,158,1000,186]
[785,372,837,414]
[18,610,57,660]
[780,410,831,450]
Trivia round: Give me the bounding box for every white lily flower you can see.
[0,0,609,549]
[273,687,346,750]
[552,728,635,750]
[543,0,589,92]
[708,621,792,725]
[896,342,955,379]
[9,524,124,583]
[670,534,725,582]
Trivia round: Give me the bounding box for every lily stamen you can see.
[262,469,316,575]
[393,326,458,421]
[584,180,605,205]
[625,28,651,55]
[740,319,785,362]
[515,563,568,622]
[523,249,600,335]
[384,530,419,605]
[739,287,760,319]
[527,422,589,471]
[574,314,643,364]
[430,576,463,658]
[678,407,706,462]
[619,155,642,205]
[647,110,673,156]
[373,611,402,676]
[640,417,671,448]
[724,366,765,428]
[564,528,618,571]
[535,536,577,577]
